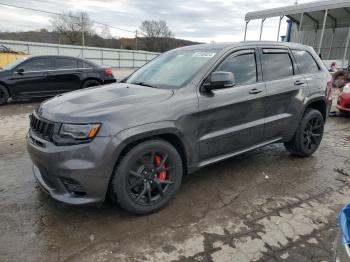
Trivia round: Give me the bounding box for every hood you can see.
[39,83,174,122]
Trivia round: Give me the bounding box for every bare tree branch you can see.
[139,20,174,52]
[50,12,93,45]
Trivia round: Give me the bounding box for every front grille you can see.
[29,114,55,141]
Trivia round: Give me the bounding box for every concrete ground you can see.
[1,100,350,262]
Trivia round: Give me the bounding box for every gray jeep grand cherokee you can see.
[27,42,332,214]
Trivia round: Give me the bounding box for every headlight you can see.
[59,123,101,140]
[343,84,350,94]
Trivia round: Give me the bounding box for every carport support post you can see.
[259,18,266,41]
[342,27,350,68]
[318,9,328,56]
[327,28,335,59]
[244,20,249,42]
[298,12,304,43]
[277,15,284,42]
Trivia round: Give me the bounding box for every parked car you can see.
[337,82,350,116]
[26,42,332,215]
[335,203,350,261]
[0,55,116,105]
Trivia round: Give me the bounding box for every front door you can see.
[11,57,54,98]
[198,49,266,162]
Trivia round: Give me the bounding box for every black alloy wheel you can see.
[111,140,183,215]
[302,116,323,151]
[127,152,175,205]
[284,109,324,157]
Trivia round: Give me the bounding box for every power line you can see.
[0,2,135,33]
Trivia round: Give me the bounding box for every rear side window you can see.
[83,62,93,68]
[262,50,294,81]
[54,58,78,69]
[292,50,319,74]
[216,52,257,85]
[21,58,51,71]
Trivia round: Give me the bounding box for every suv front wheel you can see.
[110,140,183,215]
[284,109,325,157]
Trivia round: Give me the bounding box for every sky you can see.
[0,0,316,43]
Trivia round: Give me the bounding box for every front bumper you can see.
[26,130,121,206]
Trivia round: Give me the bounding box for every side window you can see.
[54,58,78,69]
[262,50,294,81]
[83,62,92,68]
[21,58,51,71]
[292,50,319,74]
[216,52,257,85]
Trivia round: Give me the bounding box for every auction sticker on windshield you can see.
[192,52,216,58]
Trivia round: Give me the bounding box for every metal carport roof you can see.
[246,0,350,28]
[243,0,350,67]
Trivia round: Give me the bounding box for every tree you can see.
[100,25,112,39]
[139,20,174,52]
[50,12,93,45]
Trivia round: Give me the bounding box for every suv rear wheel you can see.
[284,109,324,157]
[111,140,183,215]
[0,85,9,105]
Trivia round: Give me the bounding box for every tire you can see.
[284,109,325,157]
[82,79,100,89]
[0,85,9,105]
[111,140,183,215]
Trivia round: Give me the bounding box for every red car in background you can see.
[332,68,350,116]
[337,82,350,115]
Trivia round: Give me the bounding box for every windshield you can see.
[126,50,217,89]
[2,57,29,70]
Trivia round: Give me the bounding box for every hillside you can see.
[0,29,201,52]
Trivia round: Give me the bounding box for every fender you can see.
[114,121,197,172]
[304,96,328,119]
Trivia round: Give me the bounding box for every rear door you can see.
[198,48,267,161]
[52,57,83,93]
[11,57,53,98]
[291,49,324,93]
[260,48,309,141]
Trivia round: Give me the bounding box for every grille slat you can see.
[30,114,55,141]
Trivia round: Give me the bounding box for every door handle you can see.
[45,71,52,75]
[75,70,83,73]
[294,80,305,86]
[249,88,263,95]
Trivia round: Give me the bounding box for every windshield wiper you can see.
[130,82,158,88]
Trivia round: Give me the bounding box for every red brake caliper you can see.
[155,155,167,181]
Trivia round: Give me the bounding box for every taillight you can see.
[104,69,113,75]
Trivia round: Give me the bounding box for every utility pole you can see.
[135,30,138,50]
[81,13,85,57]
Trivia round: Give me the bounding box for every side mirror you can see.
[204,71,235,91]
[16,68,24,74]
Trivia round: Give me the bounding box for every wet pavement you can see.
[1,101,350,262]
